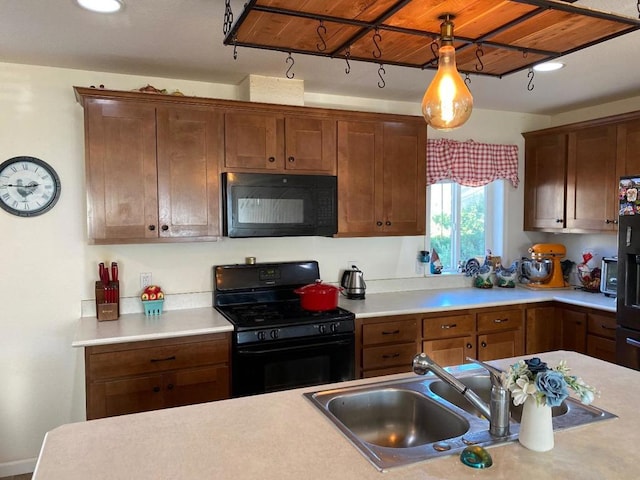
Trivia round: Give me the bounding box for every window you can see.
[427,180,503,273]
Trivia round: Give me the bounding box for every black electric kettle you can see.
[340,265,366,299]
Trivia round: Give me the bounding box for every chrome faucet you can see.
[412,353,510,438]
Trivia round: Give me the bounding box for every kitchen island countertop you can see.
[33,350,635,479]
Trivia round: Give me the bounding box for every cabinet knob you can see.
[385,221,391,226]
[167,384,174,391]
[481,341,487,348]
[161,225,169,231]
[153,386,160,393]
[466,343,473,349]
[376,221,383,226]
[268,156,276,163]
[148,225,156,231]
[555,218,563,223]
[288,156,295,163]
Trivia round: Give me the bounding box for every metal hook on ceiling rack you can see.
[429,40,439,66]
[377,64,386,88]
[232,34,238,60]
[223,0,233,36]
[345,47,351,75]
[465,73,471,88]
[372,28,383,59]
[527,68,535,91]
[316,20,327,52]
[285,53,295,79]
[475,44,485,72]
[637,0,640,19]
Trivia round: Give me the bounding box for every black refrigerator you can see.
[617,176,640,370]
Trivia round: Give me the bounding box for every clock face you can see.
[0,156,61,217]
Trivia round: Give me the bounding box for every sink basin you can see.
[327,388,469,448]
[429,375,568,421]
[304,364,617,471]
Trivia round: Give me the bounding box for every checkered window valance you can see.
[426,139,519,188]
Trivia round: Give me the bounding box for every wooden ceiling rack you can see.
[223,0,640,78]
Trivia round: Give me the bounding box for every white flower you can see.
[510,376,538,406]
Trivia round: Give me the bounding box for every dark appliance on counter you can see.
[617,176,640,370]
[213,260,355,397]
[221,172,338,238]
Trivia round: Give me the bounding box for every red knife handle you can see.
[111,262,118,282]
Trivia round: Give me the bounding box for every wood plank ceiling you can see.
[223,0,640,78]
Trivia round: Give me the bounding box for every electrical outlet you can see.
[346,260,359,269]
[140,273,152,289]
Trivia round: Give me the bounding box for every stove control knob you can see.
[330,323,339,333]
[257,331,267,341]
[270,329,279,340]
[318,324,327,334]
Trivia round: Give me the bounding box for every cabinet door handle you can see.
[601,325,616,331]
[288,156,295,163]
[161,225,169,231]
[150,355,176,363]
[153,386,161,393]
[626,337,640,349]
[493,318,508,324]
[268,156,276,163]
[556,218,564,223]
[148,225,156,231]
[382,353,401,359]
[481,341,487,348]
[376,221,383,226]
[441,323,457,329]
[381,329,400,335]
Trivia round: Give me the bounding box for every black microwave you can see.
[222,172,338,238]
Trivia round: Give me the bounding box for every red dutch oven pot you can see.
[294,280,343,311]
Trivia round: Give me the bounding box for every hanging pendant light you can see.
[422,15,473,130]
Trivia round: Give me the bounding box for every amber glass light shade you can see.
[421,44,473,130]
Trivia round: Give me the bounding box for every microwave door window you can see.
[237,198,304,224]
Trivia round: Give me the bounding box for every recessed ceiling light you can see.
[533,62,565,72]
[76,0,123,13]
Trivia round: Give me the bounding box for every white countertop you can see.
[339,286,616,317]
[74,286,616,347]
[72,307,233,347]
[33,351,634,479]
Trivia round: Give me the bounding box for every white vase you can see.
[518,397,554,452]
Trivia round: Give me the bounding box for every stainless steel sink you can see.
[326,388,469,448]
[305,364,617,471]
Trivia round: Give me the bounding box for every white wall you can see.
[0,61,551,474]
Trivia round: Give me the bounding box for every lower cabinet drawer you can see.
[587,312,617,340]
[477,309,523,332]
[362,318,418,346]
[362,342,418,371]
[88,338,230,380]
[423,314,474,339]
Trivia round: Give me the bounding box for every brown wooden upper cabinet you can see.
[80,93,223,244]
[337,118,427,236]
[523,111,640,233]
[223,112,336,174]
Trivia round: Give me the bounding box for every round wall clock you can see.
[0,156,61,217]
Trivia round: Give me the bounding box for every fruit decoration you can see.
[141,285,165,301]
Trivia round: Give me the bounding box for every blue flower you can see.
[524,357,548,375]
[535,371,569,407]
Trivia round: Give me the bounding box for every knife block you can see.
[95,281,119,321]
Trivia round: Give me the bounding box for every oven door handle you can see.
[237,338,353,355]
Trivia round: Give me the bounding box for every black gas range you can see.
[213,260,356,397]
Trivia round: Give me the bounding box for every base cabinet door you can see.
[560,309,587,354]
[422,336,476,368]
[88,374,165,418]
[477,330,523,362]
